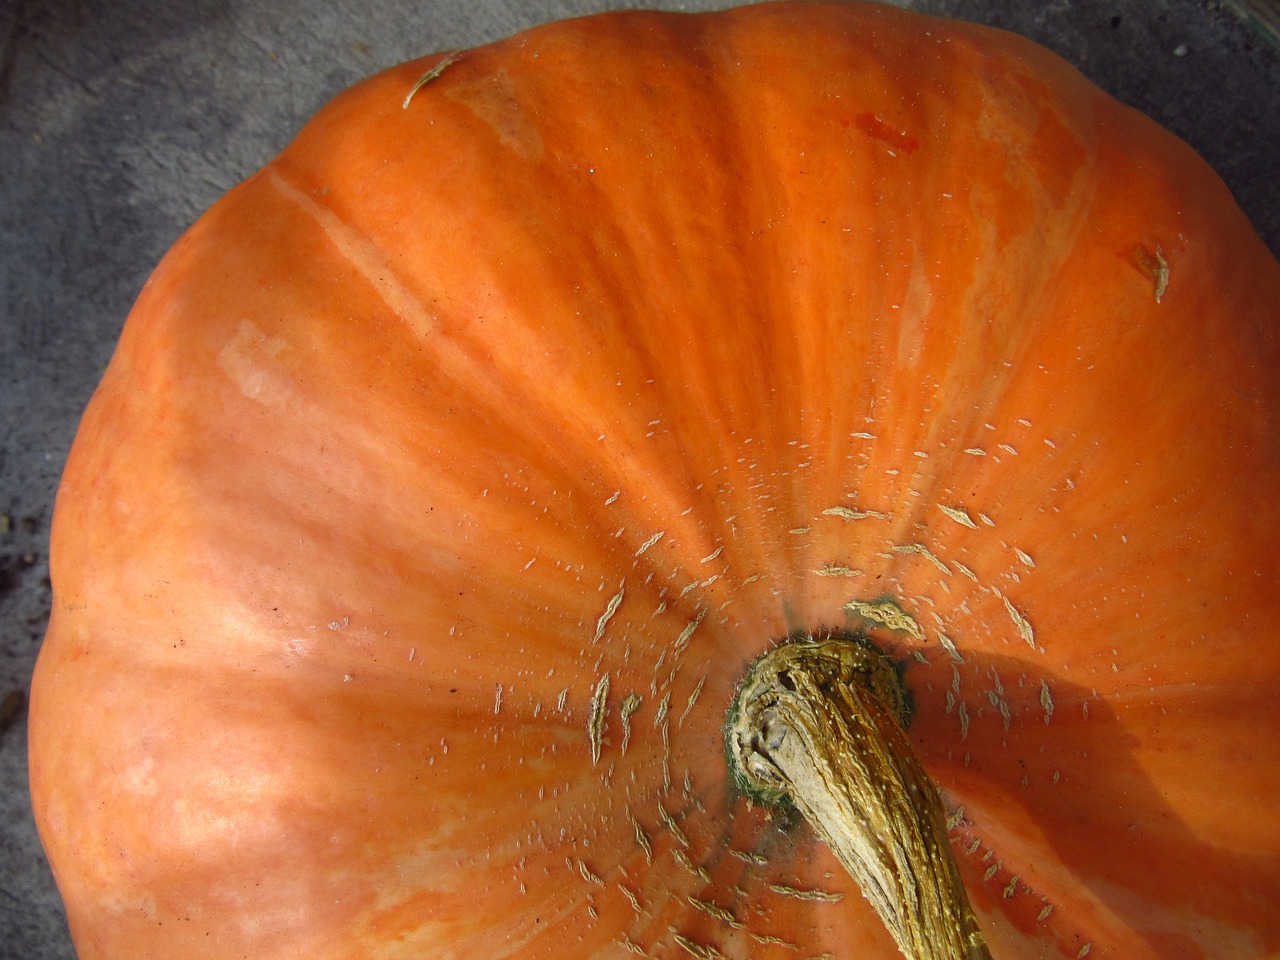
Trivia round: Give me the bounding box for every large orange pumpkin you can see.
[29,2,1280,959]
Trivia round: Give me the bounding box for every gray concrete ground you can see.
[1,1,1276,957]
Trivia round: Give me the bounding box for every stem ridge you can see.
[727,634,991,960]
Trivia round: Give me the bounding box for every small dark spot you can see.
[1110,14,1122,28]
[0,689,26,737]
[449,688,457,693]
[0,551,39,603]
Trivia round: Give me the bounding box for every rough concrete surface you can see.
[1,0,1276,956]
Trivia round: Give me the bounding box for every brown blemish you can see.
[1127,244,1170,303]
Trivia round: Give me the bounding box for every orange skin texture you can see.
[28,3,1280,959]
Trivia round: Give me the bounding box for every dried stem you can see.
[726,634,990,960]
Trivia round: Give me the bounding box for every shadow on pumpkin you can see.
[904,648,1280,958]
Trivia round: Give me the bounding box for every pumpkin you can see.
[28,2,1280,959]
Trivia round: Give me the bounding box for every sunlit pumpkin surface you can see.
[29,3,1280,959]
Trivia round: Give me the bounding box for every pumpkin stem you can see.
[726,634,990,960]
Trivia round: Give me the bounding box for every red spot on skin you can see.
[855,112,919,153]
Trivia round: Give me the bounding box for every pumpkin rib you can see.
[265,161,751,597]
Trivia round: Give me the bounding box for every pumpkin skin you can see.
[28,1,1280,958]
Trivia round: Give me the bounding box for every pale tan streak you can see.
[267,169,735,580]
